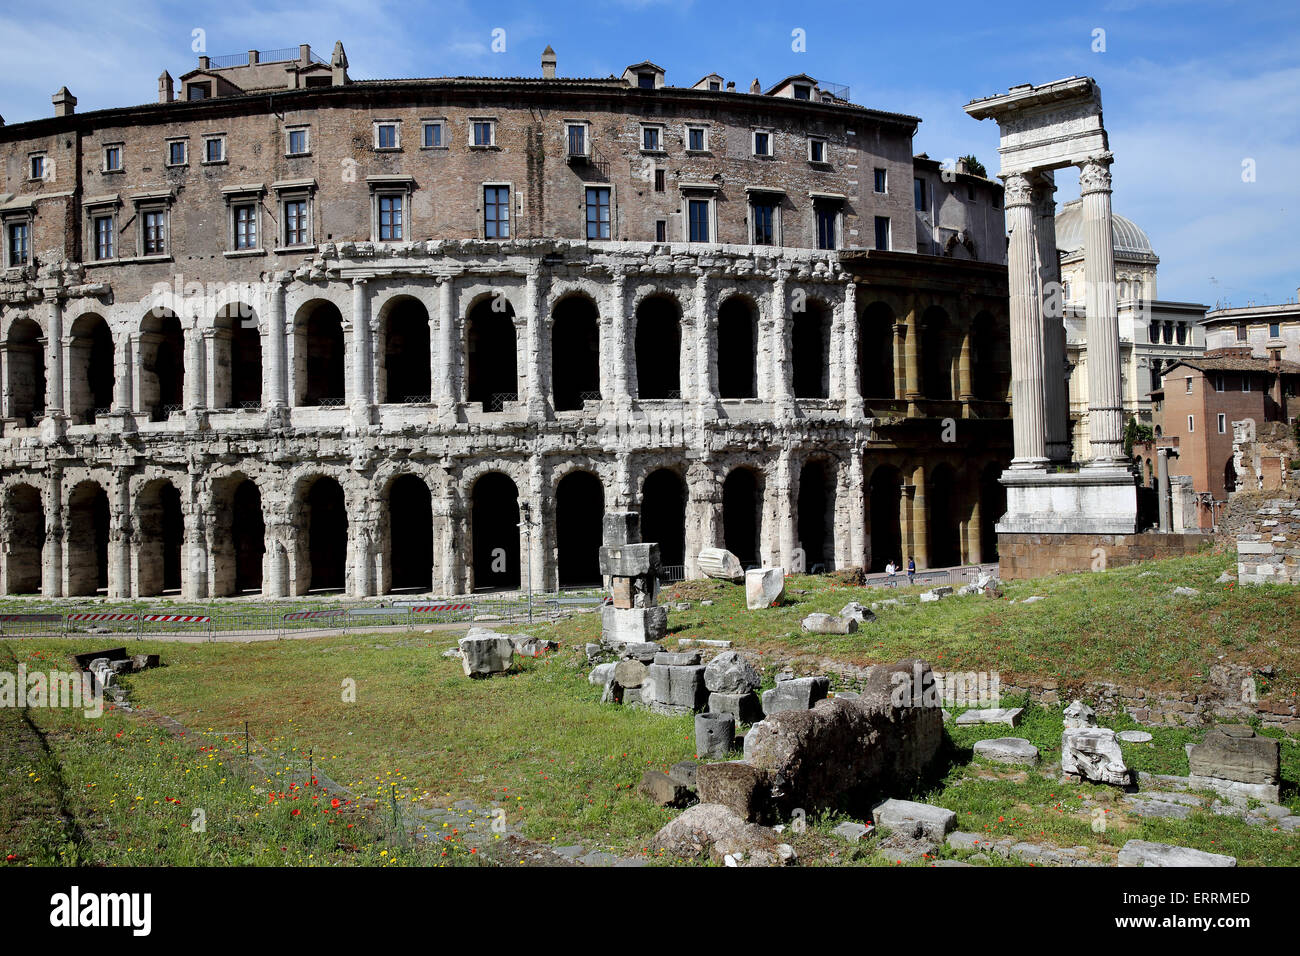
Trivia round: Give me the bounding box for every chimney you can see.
[541,45,557,80]
[299,44,312,64]
[52,87,77,117]
[248,50,260,65]
[198,55,210,69]
[331,41,349,85]
[726,81,735,92]
[158,71,174,103]
[749,78,761,94]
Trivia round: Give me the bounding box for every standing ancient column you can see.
[43,470,63,597]
[957,322,974,411]
[694,272,719,419]
[1035,172,1070,462]
[848,450,867,570]
[437,276,457,416]
[44,294,64,417]
[909,462,929,569]
[892,319,908,403]
[608,269,630,408]
[903,300,922,416]
[184,324,206,412]
[1003,172,1048,467]
[524,269,548,420]
[350,278,371,426]
[843,282,865,419]
[776,450,795,570]
[770,270,795,418]
[266,278,288,409]
[1078,154,1125,465]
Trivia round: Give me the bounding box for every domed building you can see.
[1054,199,1206,460]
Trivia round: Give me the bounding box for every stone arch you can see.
[1224,456,1237,494]
[971,310,1005,401]
[210,472,265,596]
[797,456,836,571]
[385,472,433,593]
[379,295,431,404]
[634,294,682,400]
[294,299,346,406]
[136,477,185,596]
[716,294,758,399]
[465,294,519,409]
[867,462,903,573]
[792,297,832,399]
[555,469,604,586]
[68,312,114,424]
[469,471,520,591]
[292,474,348,593]
[979,461,1005,562]
[858,301,895,399]
[5,317,45,425]
[551,293,601,411]
[640,467,686,567]
[3,483,44,593]
[213,302,263,409]
[927,462,962,568]
[722,466,764,567]
[139,309,185,421]
[67,479,110,596]
[921,305,954,400]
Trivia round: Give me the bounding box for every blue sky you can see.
[3,0,1297,309]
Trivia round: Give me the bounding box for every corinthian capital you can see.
[1002,172,1034,207]
[1077,155,1113,195]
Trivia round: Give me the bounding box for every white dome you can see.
[1055,199,1156,260]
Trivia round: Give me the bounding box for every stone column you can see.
[350,278,372,427]
[437,276,457,417]
[1035,171,1070,462]
[776,450,795,571]
[909,462,929,569]
[352,515,377,597]
[524,269,548,420]
[607,269,631,408]
[1078,155,1125,465]
[45,295,64,416]
[43,472,63,597]
[1156,447,1171,532]
[114,333,134,414]
[770,271,795,419]
[527,455,546,596]
[109,480,131,598]
[848,450,867,569]
[1003,172,1048,468]
[266,279,288,409]
[694,273,720,420]
[844,282,865,418]
[903,300,923,416]
[893,320,908,404]
[966,489,983,565]
[0,343,10,419]
[184,325,206,411]
[957,321,974,413]
[264,521,289,598]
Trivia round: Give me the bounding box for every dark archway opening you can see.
[717,298,757,399]
[70,315,114,424]
[68,481,110,596]
[140,312,185,421]
[471,473,520,590]
[306,478,347,592]
[979,463,1005,563]
[1224,457,1237,495]
[640,468,686,567]
[971,311,1000,401]
[466,299,518,410]
[928,464,961,568]
[869,465,903,573]
[7,319,45,426]
[792,302,830,399]
[921,306,953,400]
[389,474,433,593]
[215,305,263,409]
[136,480,183,596]
[635,297,681,400]
[232,480,265,593]
[5,485,43,593]
[300,302,345,406]
[722,467,761,567]
[552,297,601,411]
[797,460,833,572]
[384,299,431,403]
[556,470,604,586]
[858,302,894,399]
[159,483,183,593]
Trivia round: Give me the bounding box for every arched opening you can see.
[304,476,347,593]
[551,296,600,411]
[466,296,519,411]
[927,463,961,568]
[214,304,262,409]
[858,302,894,399]
[797,459,834,572]
[382,298,431,403]
[388,474,433,593]
[868,464,903,573]
[722,467,762,567]
[921,306,953,400]
[971,311,1002,401]
[296,301,345,406]
[1224,457,1237,494]
[210,475,264,596]
[556,470,604,586]
[717,297,757,399]
[4,484,43,593]
[139,310,185,421]
[137,479,184,596]
[68,314,114,424]
[640,468,686,567]
[470,472,520,591]
[67,480,110,596]
[6,319,45,425]
[792,300,830,399]
[979,462,1005,562]
[635,296,681,400]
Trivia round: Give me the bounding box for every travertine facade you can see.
[0,44,1011,598]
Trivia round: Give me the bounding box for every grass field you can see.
[2,548,1297,866]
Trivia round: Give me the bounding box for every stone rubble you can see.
[745,567,786,610]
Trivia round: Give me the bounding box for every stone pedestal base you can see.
[997,530,1210,580]
[995,466,1138,535]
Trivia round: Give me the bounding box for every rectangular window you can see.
[687,126,706,152]
[284,199,308,245]
[874,215,890,251]
[378,194,403,240]
[1215,373,1224,392]
[187,83,208,100]
[816,204,837,250]
[567,123,586,157]
[422,121,444,148]
[93,215,114,260]
[376,124,398,149]
[585,187,611,240]
[288,129,309,155]
[654,169,665,192]
[167,141,186,166]
[1218,413,1227,434]
[752,131,771,157]
[142,210,166,255]
[914,177,927,211]
[638,73,655,89]
[1242,375,1251,392]
[793,84,811,100]
[8,221,30,265]
[1270,322,1281,338]
[1185,376,1193,393]
[484,185,510,238]
[688,198,710,242]
[873,168,887,193]
[808,138,826,163]
[473,121,495,147]
[205,138,224,163]
[655,220,666,242]
[642,126,662,151]
[30,155,46,180]
[234,204,257,250]
[104,146,123,172]
[1187,415,1195,433]
[751,201,776,246]
[1236,322,1247,341]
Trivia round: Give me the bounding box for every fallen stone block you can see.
[1062,727,1133,787]
[589,662,616,686]
[640,770,694,808]
[619,642,665,663]
[832,821,870,843]
[601,605,668,646]
[1124,797,1193,820]
[1171,586,1199,597]
[458,633,515,677]
[512,637,558,658]
[954,707,1023,727]
[613,659,648,688]
[1022,595,1046,604]
[696,763,771,822]
[602,511,641,548]
[704,650,760,695]
[696,711,737,759]
[872,799,957,842]
[1188,725,1280,803]
[668,761,698,788]
[761,676,830,716]
[973,738,1039,766]
[1118,730,1153,743]
[646,662,707,712]
[1117,840,1236,867]
[800,613,857,635]
[698,547,744,582]
[653,651,700,666]
[708,691,764,725]
[839,601,876,624]
[650,803,795,867]
[1063,699,1097,729]
[745,567,785,610]
[598,542,660,578]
